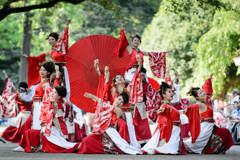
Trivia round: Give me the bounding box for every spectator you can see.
[230,88,239,104]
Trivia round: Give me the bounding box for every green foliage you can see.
[142,0,215,97]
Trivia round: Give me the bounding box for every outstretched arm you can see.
[84,92,99,102]
[94,59,101,76]
[119,20,132,55]
[142,49,173,56]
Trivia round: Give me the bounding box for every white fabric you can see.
[11,111,31,127]
[154,125,180,154]
[105,128,140,154]
[135,102,148,120]
[142,125,180,154]
[74,119,84,129]
[43,126,77,149]
[125,112,139,148]
[171,83,180,103]
[178,111,189,125]
[19,89,35,103]
[63,67,70,101]
[142,128,161,154]
[231,95,239,104]
[32,101,42,130]
[73,104,83,121]
[7,117,17,127]
[56,109,64,117]
[65,118,74,134]
[184,122,214,154]
[125,68,148,82]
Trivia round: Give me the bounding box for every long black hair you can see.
[55,86,67,97]
[41,61,55,78]
[117,91,129,105]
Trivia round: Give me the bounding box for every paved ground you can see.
[0,141,239,160]
[1,127,240,160]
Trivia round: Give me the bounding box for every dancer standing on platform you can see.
[0,71,34,143]
[142,82,186,155]
[114,20,172,82]
[182,73,234,154]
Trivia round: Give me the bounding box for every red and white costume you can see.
[78,99,140,154]
[19,87,79,153]
[0,78,33,143]
[142,103,186,155]
[184,78,234,154]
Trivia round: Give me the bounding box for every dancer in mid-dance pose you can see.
[182,73,234,154]
[142,82,186,155]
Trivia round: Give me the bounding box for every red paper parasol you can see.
[66,35,130,113]
[148,77,160,91]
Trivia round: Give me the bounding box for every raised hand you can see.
[209,72,215,79]
[166,49,173,53]
[165,68,170,78]
[104,66,109,82]
[120,19,125,30]
[84,92,92,99]
[21,53,28,58]
[2,70,8,78]
[157,108,165,114]
[56,70,61,78]
[64,19,69,27]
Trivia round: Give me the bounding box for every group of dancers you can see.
[0,19,234,155]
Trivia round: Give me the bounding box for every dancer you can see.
[183,73,234,154]
[13,86,80,153]
[17,61,55,137]
[115,20,172,81]
[133,67,152,146]
[0,71,33,143]
[142,82,186,155]
[78,91,140,154]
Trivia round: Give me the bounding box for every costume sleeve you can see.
[202,78,213,96]
[52,78,60,88]
[148,52,166,79]
[114,29,129,58]
[157,104,172,143]
[185,104,201,143]
[129,70,143,104]
[55,27,69,55]
[27,54,46,87]
[93,73,107,108]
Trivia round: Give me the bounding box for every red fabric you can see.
[0,125,22,143]
[127,49,144,70]
[58,117,68,136]
[129,70,143,104]
[19,114,32,135]
[180,124,190,139]
[27,54,46,87]
[33,81,49,98]
[117,118,130,143]
[147,77,160,91]
[204,127,234,154]
[134,107,152,141]
[42,136,79,153]
[15,94,32,112]
[185,104,201,143]
[3,77,14,95]
[55,27,69,55]
[93,99,115,134]
[202,78,213,96]
[173,98,189,110]
[64,103,70,118]
[94,73,106,108]
[157,104,172,143]
[114,29,129,58]
[77,134,104,154]
[74,122,87,142]
[51,49,66,63]
[19,129,41,153]
[200,105,214,120]
[39,87,55,136]
[148,52,166,79]
[146,83,161,123]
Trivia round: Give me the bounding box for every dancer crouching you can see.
[78,92,140,154]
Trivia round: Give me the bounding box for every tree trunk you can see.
[19,11,33,83]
